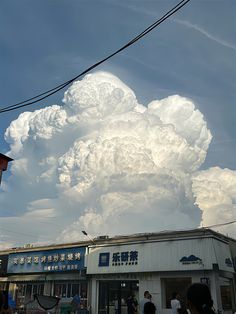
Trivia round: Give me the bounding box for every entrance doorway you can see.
[98,280,139,314]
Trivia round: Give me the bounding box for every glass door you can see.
[98,281,139,314]
[99,282,109,314]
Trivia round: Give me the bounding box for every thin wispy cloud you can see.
[174,19,236,51]
[109,2,236,52]
[108,1,156,18]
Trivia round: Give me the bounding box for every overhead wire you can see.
[0,0,191,114]
[202,220,236,229]
[1,219,235,245]
[0,226,51,239]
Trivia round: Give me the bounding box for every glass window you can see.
[220,277,235,311]
[80,283,88,310]
[15,282,45,308]
[15,284,26,308]
[67,283,72,298]
[161,277,191,308]
[71,284,80,298]
[220,284,234,310]
[62,284,67,298]
[54,283,67,298]
[53,281,87,308]
[33,285,38,295]
[38,284,44,295]
[98,281,139,314]
[25,284,32,302]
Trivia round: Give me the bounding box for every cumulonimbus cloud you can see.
[1,72,235,248]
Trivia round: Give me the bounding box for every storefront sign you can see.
[87,238,234,274]
[179,255,202,265]
[7,247,86,273]
[0,254,8,276]
[99,250,138,267]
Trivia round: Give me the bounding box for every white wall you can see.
[87,237,233,274]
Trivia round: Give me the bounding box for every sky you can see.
[0,0,235,248]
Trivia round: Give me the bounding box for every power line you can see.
[202,220,236,229]
[0,0,191,114]
[1,219,235,247]
[0,227,50,239]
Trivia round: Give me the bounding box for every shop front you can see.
[7,246,88,312]
[0,254,9,290]
[87,231,236,314]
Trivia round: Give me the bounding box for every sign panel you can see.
[87,237,234,274]
[7,247,86,274]
[99,250,139,267]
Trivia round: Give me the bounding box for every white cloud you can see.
[192,167,236,236]
[174,19,236,51]
[0,71,235,248]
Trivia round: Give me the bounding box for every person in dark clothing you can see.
[179,298,188,314]
[126,294,138,314]
[0,290,9,314]
[187,283,215,314]
[144,300,156,314]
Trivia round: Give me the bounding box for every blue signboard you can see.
[99,253,110,267]
[98,250,138,267]
[7,247,86,273]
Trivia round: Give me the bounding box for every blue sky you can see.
[0,0,235,170]
[0,0,236,247]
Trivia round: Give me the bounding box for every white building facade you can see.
[86,229,236,314]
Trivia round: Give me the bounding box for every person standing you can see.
[140,291,151,314]
[71,293,81,314]
[171,292,181,314]
[126,294,137,314]
[144,294,156,314]
[186,283,215,314]
[114,295,119,314]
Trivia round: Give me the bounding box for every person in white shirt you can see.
[171,292,181,314]
[140,291,150,314]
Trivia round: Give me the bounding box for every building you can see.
[2,241,90,312]
[0,153,13,185]
[0,253,9,290]
[86,229,236,314]
[0,228,235,314]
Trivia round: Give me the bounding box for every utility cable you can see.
[0,226,51,239]
[202,220,236,229]
[0,0,191,114]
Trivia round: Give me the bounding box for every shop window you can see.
[108,281,120,310]
[67,283,71,298]
[220,285,233,310]
[71,283,80,298]
[80,282,88,309]
[53,282,87,309]
[0,283,7,290]
[99,282,109,314]
[98,280,139,314]
[15,283,44,309]
[25,284,32,302]
[161,277,191,308]
[33,284,38,295]
[54,283,67,298]
[38,284,44,295]
[15,284,26,308]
